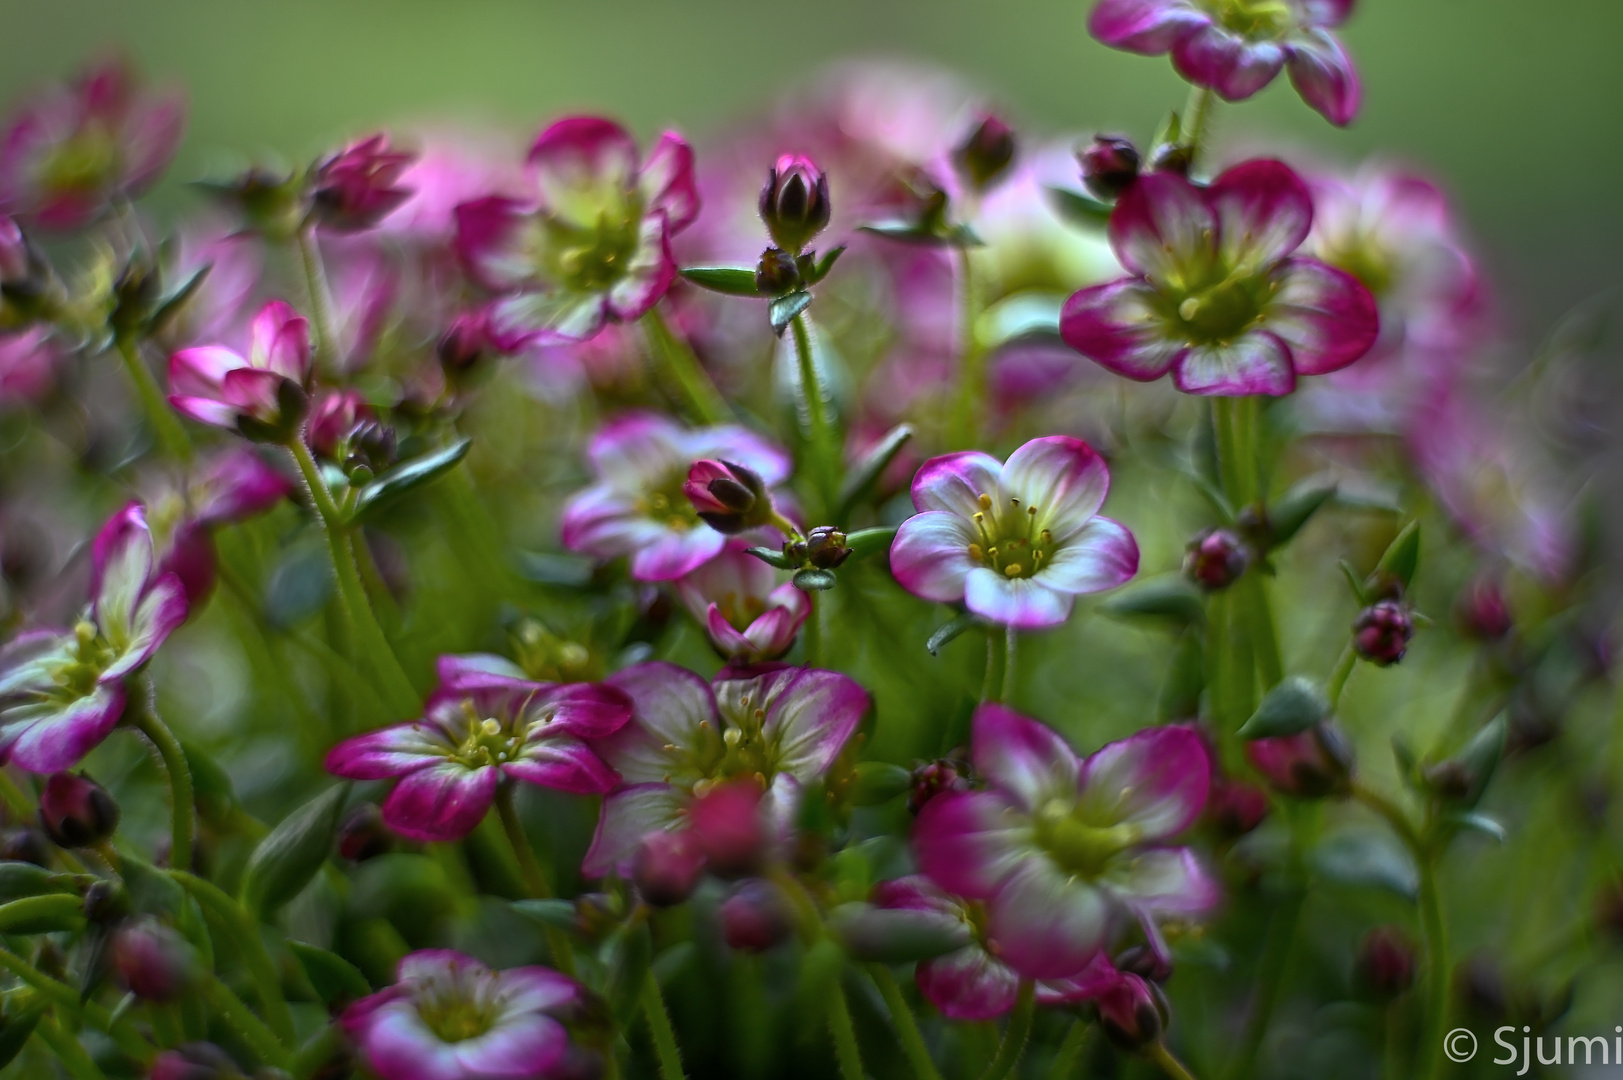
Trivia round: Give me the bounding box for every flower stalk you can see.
[870,964,943,1080]
[641,973,686,1080]
[643,306,730,426]
[828,980,866,1080]
[116,336,191,460]
[979,980,1034,1080]
[295,227,339,370]
[1148,1041,1201,1080]
[789,311,837,510]
[949,244,984,450]
[128,681,194,873]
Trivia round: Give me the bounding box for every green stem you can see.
[804,590,823,668]
[641,974,686,1080]
[978,981,1034,1080]
[1148,1041,1201,1080]
[1211,398,1251,506]
[981,624,1008,704]
[36,1014,106,1080]
[116,336,191,460]
[828,980,866,1080]
[1417,856,1450,1080]
[1002,627,1018,703]
[642,305,729,425]
[203,975,292,1070]
[169,870,296,1043]
[290,1024,344,1080]
[1326,645,1357,711]
[1222,887,1304,1080]
[1180,85,1218,171]
[129,684,193,872]
[495,783,576,978]
[948,244,984,449]
[1044,1021,1092,1080]
[0,948,153,1061]
[287,437,418,717]
[1243,572,1283,690]
[296,228,339,370]
[869,965,943,1080]
[790,311,838,510]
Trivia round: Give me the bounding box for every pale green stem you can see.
[979,981,1034,1080]
[1148,1041,1201,1080]
[981,624,1008,704]
[495,783,576,978]
[36,1014,106,1080]
[1002,628,1018,703]
[1222,887,1304,1080]
[1045,1021,1092,1080]
[828,980,866,1080]
[296,228,339,370]
[170,870,296,1043]
[203,974,291,1070]
[870,964,943,1080]
[0,947,154,1061]
[1326,645,1357,712]
[1181,85,1218,170]
[641,974,686,1080]
[790,311,838,511]
[642,305,729,425]
[115,337,191,460]
[129,684,193,873]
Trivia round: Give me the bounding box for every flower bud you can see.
[151,1042,248,1080]
[1353,600,1414,666]
[1079,135,1141,199]
[437,310,490,374]
[759,155,830,254]
[952,113,1017,193]
[335,803,392,862]
[1455,577,1511,641]
[632,830,706,907]
[343,419,398,482]
[573,892,623,940]
[82,879,131,926]
[1096,973,1168,1049]
[1244,721,1354,799]
[907,758,969,815]
[683,460,772,535]
[199,167,304,239]
[0,828,50,867]
[1148,140,1192,177]
[1204,780,1269,839]
[114,918,200,1001]
[754,246,801,297]
[310,134,416,233]
[802,526,852,570]
[1355,926,1415,999]
[688,779,767,878]
[306,389,374,461]
[719,879,793,952]
[0,217,29,283]
[39,772,119,848]
[1184,528,1248,591]
[1115,944,1172,983]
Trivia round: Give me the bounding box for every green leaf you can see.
[792,567,837,591]
[827,903,973,963]
[1157,628,1206,722]
[0,861,74,906]
[605,921,653,1026]
[1374,521,1421,593]
[927,612,979,656]
[0,894,86,934]
[857,220,981,248]
[1045,186,1114,229]
[804,245,847,285]
[289,941,372,1005]
[1151,109,1183,153]
[744,546,797,570]
[836,423,914,517]
[679,265,762,296]
[1312,830,1418,899]
[1391,734,1419,787]
[182,740,239,825]
[769,290,813,336]
[844,527,897,560]
[147,263,213,337]
[1445,811,1507,843]
[1238,676,1329,740]
[515,551,596,587]
[1338,559,1368,605]
[349,438,472,523]
[1100,575,1206,625]
[512,899,580,934]
[848,762,912,807]
[240,783,349,919]
[1267,479,1337,549]
[0,1000,42,1070]
[1427,715,1507,808]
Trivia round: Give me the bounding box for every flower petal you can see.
[586,411,689,489]
[100,573,187,679]
[917,947,1021,1021]
[90,503,154,634]
[380,762,498,842]
[972,703,1080,813]
[1077,724,1210,840]
[168,395,239,429]
[582,783,689,877]
[1087,0,1211,52]
[1265,258,1379,375]
[5,683,126,773]
[889,511,978,605]
[964,568,1074,629]
[435,652,530,685]
[629,526,726,582]
[325,723,451,780]
[1102,846,1221,915]
[250,300,311,381]
[684,425,793,487]
[1287,29,1361,126]
[191,449,292,524]
[1172,25,1286,101]
[913,790,1031,900]
[1059,278,1185,382]
[639,132,700,232]
[167,345,241,399]
[558,485,667,561]
[1108,170,1216,282]
[488,288,608,348]
[1038,517,1139,594]
[528,117,640,226]
[986,859,1114,980]
[453,196,534,291]
[353,1000,467,1080]
[503,737,619,794]
[525,683,633,739]
[1171,330,1296,396]
[1208,159,1314,270]
[999,436,1111,539]
[738,666,868,781]
[604,215,676,322]
[909,450,1005,517]
[598,662,718,785]
[450,1016,568,1078]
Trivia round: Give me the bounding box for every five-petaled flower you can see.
[1089,0,1361,126]
[310,133,417,233]
[168,299,313,438]
[324,655,632,842]
[1059,159,1379,397]
[142,449,293,607]
[889,436,1138,629]
[561,411,790,582]
[581,661,869,877]
[912,704,1217,979]
[0,505,187,773]
[674,543,810,664]
[455,116,698,347]
[341,950,592,1080]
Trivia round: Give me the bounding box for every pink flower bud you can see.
[719,879,793,951]
[688,779,767,877]
[1096,972,1167,1049]
[336,803,392,862]
[1353,600,1413,665]
[1356,926,1415,999]
[1245,722,1355,799]
[908,758,969,815]
[632,830,706,907]
[437,309,491,374]
[1079,135,1141,199]
[952,113,1017,193]
[683,459,771,535]
[38,771,119,848]
[306,388,374,460]
[0,217,28,282]
[1204,779,1269,839]
[1455,577,1512,640]
[310,134,417,233]
[160,521,219,609]
[114,918,200,1001]
[1184,528,1249,591]
[758,155,830,254]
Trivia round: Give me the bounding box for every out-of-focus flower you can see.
[1244,720,1354,797]
[143,449,293,606]
[719,878,795,951]
[1455,577,1512,641]
[0,328,61,405]
[310,134,417,233]
[341,950,589,1080]
[1088,0,1361,126]
[168,299,312,438]
[0,56,186,229]
[561,412,790,582]
[0,504,187,773]
[582,662,868,877]
[1356,926,1415,998]
[632,829,706,907]
[438,308,492,375]
[114,918,200,1001]
[1061,160,1378,396]
[1204,778,1269,838]
[455,117,698,346]
[337,802,393,863]
[1080,136,1142,200]
[325,655,632,842]
[952,114,1018,194]
[306,388,375,461]
[909,758,970,816]
[1094,969,1168,1048]
[890,436,1138,629]
[913,705,1216,980]
[1184,528,1249,590]
[759,155,831,255]
[39,770,119,847]
[1353,599,1413,665]
[674,544,809,664]
[150,1043,247,1080]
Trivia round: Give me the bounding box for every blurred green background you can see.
[2,0,1620,341]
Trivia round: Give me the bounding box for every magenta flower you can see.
[1089,0,1361,126]
[168,300,312,435]
[872,875,1122,1019]
[326,656,631,842]
[0,56,186,230]
[582,662,869,877]
[561,412,790,582]
[889,436,1138,629]
[675,544,810,663]
[311,134,417,233]
[341,950,588,1080]
[0,329,61,406]
[0,505,187,773]
[306,388,375,460]
[913,705,1217,980]
[1060,160,1378,396]
[144,450,293,606]
[455,117,698,347]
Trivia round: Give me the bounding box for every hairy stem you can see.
[1326,645,1357,712]
[1223,886,1304,1080]
[0,948,153,1061]
[1148,1041,1201,1080]
[790,311,838,511]
[129,683,193,873]
[296,227,339,370]
[641,974,687,1080]
[870,964,943,1080]
[1045,1021,1092,1080]
[116,336,191,461]
[828,980,866,1080]
[642,305,730,425]
[495,783,576,978]
[982,624,1009,704]
[979,981,1034,1080]
[170,870,296,1043]
[1181,85,1218,170]
[1417,856,1450,1080]
[204,974,292,1070]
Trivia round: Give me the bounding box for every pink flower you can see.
[306,388,375,460]
[0,328,61,406]
[0,505,188,773]
[1060,160,1379,397]
[912,705,1217,980]
[325,655,632,843]
[560,412,790,582]
[0,56,186,230]
[341,950,588,1080]
[582,662,869,877]
[168,300,312,436]
[143,450,293,606]
[455,117,698,347]
[674,544,810,664]
[1089,0,1361,126]
[310,134,417,233]
[889,436,1138,629]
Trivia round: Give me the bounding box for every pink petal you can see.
[629,526,725,582]
[638,132,700,233]
[1172,24,1286,101]
[453,196,535,291]
[120,93,187,194]
[912,790,1029,900]
[1300,0,1356,27]
[1208,159,1314,270]
[352,1000,467,1080]
[558,486,667,560]
[167,345,242,399]
[964,568,1074,629]
[604,216,676,321]
[917,947,1021,1021]
[6,683,126,773]
[971,703,1080,813]
[739,594,808,660]
[1287,29,1361,126]
[529,683,633,739]
[503,737,619,794]
[586,411,689,488]
[1038,517,1139,594]
[1059,278,1185,382]
[101,573,187,678]
[380,762,498,842]
[250,300,311,381]
[999,436,1110,539]
[987,859,1114,980]
[325,723,451,780]
[1078,724,1210,840]
[1108,170,1216,282]
[220,367,284,417]
[192,449,292,524]
[1171,330,1296,396]
[704,605,756,658]
[527,117,639,224]
[168,395,238,429]
[1103,846,1221,916]
[582,783,689,877]
[488,288,609,347]
[1265,258,1379,375]
[685,425,793,487]
[675,543,777,622]
[598,661,718,785]
[90,502,153,618]
[450,1016,568,1078]
[889,511,978,604]
[725,666,868,781]
[492,965,581,1013]
[910,450,1005,517]
[436,653,529,685]
[1087,0,1210,52]
[1036,953,1126,1006]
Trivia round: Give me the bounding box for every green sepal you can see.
[803,245,847,285]
[1101,575,1206,626]
[1266,480,1337,549]
[349,438,472,524]
[857,220,982,248]
[926,612,979,656]
[1045,186,1114,229]
[289,941,373,1005]
[1312,829,1418,900]
[679,265,763,296]
[836,423,913,518]
[1157,628,1206,722]
[745,546,798,570]
[1238,676,1330,740]
[1444,811,1507,843]
[792,567,837,591]
[769,290,813,336]
[1374,521,1421,594]
[240,783,349,919]
[511,899,581,935]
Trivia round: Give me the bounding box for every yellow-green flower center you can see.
[44,621,115,700]
[38,124,121,196]
[448,699,551,769]
[966,492,1056,580]
[533,200,642,294]
[1033,797,1139,878]
[1204,0,1292,37]
[637,471,701,531]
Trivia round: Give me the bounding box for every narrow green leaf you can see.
[1338,559,1368,605]
[806,245,847,285]
[769,291,813,335]
[1238,676,1329,740]
[927,612,978,656]
[0,894,85,934]
[827,903,973,963]
[350,438,472,523]
[0,1001,42,1069]
[848,762,912,807]
[147,263,213,336]
[1374,520,1421,592]
[1312,830,1418,899]
[744,546,797,570]
[240,783,349,919]
[512,898,580,934]
[678,265,763,296]
[288,941,373,1005]
[844,527,897,560]
[515,551,596,587]
[1267,479,1337,549]
[1045,186,1114,228]
[836,423,914,517]
[1101,575,1206,625]
[606,921,653,1026]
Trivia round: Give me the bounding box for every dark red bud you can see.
[1356,926,1416,999]
[1096,973,1168,1049]
[759,155,830,254]
[39,771,119,848]
[718,879,793,952]
[1205,780,1270,839]
[684,460,772,535]
[754,247,801,296]
[1353,600,1414,666]
[1245,721,1355,799]
[1115,944,1172,983]
[438,310,491,373]
[336,803,392,862]
[908,759,969,815]
[802,526,851,570]
[82,879,130,925]
[688,779,767,877]
[632,830,706,907]
[310,134,417,233]
[1,827,51,866]
[1456,577,1512,640]
[1184,528,1249,591]
[952,114,1017,193]
[1079,135,1141,199]
[114,919,199,1001]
